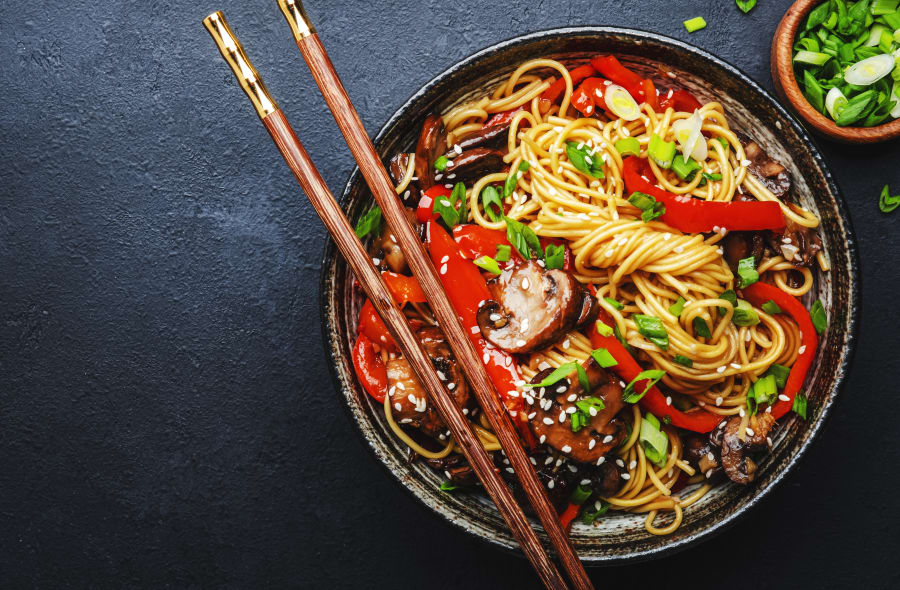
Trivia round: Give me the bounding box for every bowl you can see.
[771,0,900,143]
[320,27,859,563]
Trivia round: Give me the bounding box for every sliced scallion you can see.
[639,412,669,467]
[473,255,502,275]
[614,136,641,157]
[683,16,707,33]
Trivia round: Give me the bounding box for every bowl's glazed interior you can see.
[320,28,857,563]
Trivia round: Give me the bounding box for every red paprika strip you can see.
[742,282,818,420]
[352,333,388,403]
[541,63,597,106]
[452,224,572,271]
[590,55,645,99]
[381,271,427,308]
[416,185,452,223]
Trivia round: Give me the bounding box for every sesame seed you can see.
[746,427,755,437]
[589,439,596,450]
[717,366,726,373]
[629,460,637,470]
[394,403,402,411]
[435,173,443,181]
[548,480,555,489]
[566,407,576,414]
[778,394,790,402]
[545,456,554,465]
[521,277,530,290]
[562,339,570,349]
[440,263,447,275]
[621,473,631,480]
[396,382,405,390]
[539,434,546,444]
[666,396,672,406]
[543,417,554,425]
[448,383,456,390]
[739,408,745,417]
[527,412,536,419]
[399,418,412,424]
[798,345,807,354]
[707,452,715,462]
[766,436,773,447]
[673,245,684,254]
[567,393,577,402]
[562,445,572,453]
[589,407,598,417]
[372,257,381,265]
[597,456,606,465]
[489,313,501,322]
[730,363,741,369]
[603,435,614,444]
[716,397,723,406]
[556,385,568,393]
[559,411,566,423]
[615,459,625,468]
[706,469,714,478]
[516,339,527,347]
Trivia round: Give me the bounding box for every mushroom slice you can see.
[414,113,447,190]
[739,134,792,199]
[443,148,505,184]
[766,214,823,268]
[722,231,765,274]
[476,261,594,354]
[683,433,721,478]
[454,120,510,152]
[388,152,418,206]
[527,359,626,464]
[716,413,776,485]
[374,208,419,273]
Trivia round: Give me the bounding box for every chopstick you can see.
[202,12,571,590]
[274,3,594,589]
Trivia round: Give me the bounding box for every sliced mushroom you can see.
[374,207,419,273]
[454,121,510,151]
[414,113,447,190]
[722,231,765,274]
[683,433,721,478]
[385,326,469,438]
[443,148,505,184]
[425,453,477,486]
[740,135,792,199]
[526,358,626,464]
[715,413,776,484]
[767,213,823,268]
[590,460,624,497]
[476,261,595,354]
[388,152,419,206]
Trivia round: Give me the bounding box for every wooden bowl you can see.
[771,0,900,143]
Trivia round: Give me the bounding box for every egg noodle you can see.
[379,58,824,534]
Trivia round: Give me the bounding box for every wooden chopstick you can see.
[202,12,571,590]
[274,3,594,589]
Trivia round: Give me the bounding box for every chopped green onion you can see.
[671,154,702,181]
[732,299,761,327]
[576,365,590,394]
[794,50,832,65]
[622,370,666,403]
[803,70,826,113]
[668,296,687,318]
[737,256,759,288]
[434,155,449,171]
[736,0,757,14]
[473,255,502,275]
[648,134,677,168]
[544,243,566,270]
[570,485,592,505]
[504,215,542,260]
[715,137,730,152]
[764,364,791,389]
[481,185,504,222]
[878,184,900,212]
[354,206,383,238]
[596,320,614,338]
[590,348,618,368]
[683,16,707,33]
[633,314,669,350]
[525,362,576,388]
[810,300,828,333]
[440,480,459,492]
[639,412,669,467]
[793,391,808,419]
[761,299,782,314]
[702,172,723,182]
[495,244,511,262]
[873,0,900,16]
[717,289,738,315]
[503,161,531,197]
[614,137,641,157]
[604,297,624,310]
[835,89,876,125]
[581,499,610,524]
[452,182,467,223]
[566,141,605,179]
[693,317,712,339]
[825,86,850,118]
[614,323,630,351]
[844,54,896,85]
[673,354,694,367]
[571,396,605,434]
[746,374,778,415]
[628,191,666,222]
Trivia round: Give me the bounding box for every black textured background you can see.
[1,0,898,588]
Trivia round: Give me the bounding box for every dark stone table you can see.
[2,0,898,587]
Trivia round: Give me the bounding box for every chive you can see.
[566,141,605,179]
[433,193,460,227]
[452,182,467,224]
[473,255,502,275]
[570,485,592,505]
[806,2,831,29]
[633,314,669,350]
[673,354,693,367]
[761,299,782,314]
[613,323,630,351]
[481,185,504,222]
[648,134,677,168]
[354,206,383,238]
[732,299,761,327]
[736,0,757,13]
[440,480,459,492]
[668,296,687,318]
[590,347,618,368]
[581,499,610,524]
[614,137,641,157]
[872,0,900,16]
[572,397,605,434]
[693,317,712,339]
[576,364,590,395]
[803,70,826,113]
[504,216,542,260]
[835,89,875,125]
[640,412,669,467]
[623,370,666,403]
[764,364,791,389]
[503,161,530,197]
[683,16,707,33]
[715,137,730,152]
[810,300,828,333]
[525,362,577,388]
[543,243,566,270]
[746,374,777,415]
[604,297,625,311]
[879,184,900,212]
[793,391,808,419]
[595,320,613,338]
[434,155,449,171]
[671,155,702,181]
[717,289,738,315]
[628,191,666,222]
[495,244,511,262]
[794,50,832,65]
[737,256,759,288]
[702,172,723,182]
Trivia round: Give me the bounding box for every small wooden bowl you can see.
[771,0,900,143]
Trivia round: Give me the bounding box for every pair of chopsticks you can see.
[203,4,593,589]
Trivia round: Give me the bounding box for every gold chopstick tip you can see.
[277,0,316,41]
[202,11,278,119]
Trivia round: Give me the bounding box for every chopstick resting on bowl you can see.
[274,2,594,589]
[202,12,574,590]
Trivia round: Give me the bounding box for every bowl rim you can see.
[771,0,900,143]
[319,25,860,564]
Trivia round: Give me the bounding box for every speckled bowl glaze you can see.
[320,28,858,564]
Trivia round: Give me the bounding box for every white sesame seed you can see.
[778,394,790,402]
[746,427,755,437]
[543,417,554,425]
[545,456,554,465]
[399,418,412,424]
[548,480,555,489]
[706,469,714,478]
[596,456,606,465]
[621,473,631,480]
[448,383,456,390]
[559,411,566,423]
[440,263,447,275]
[516,339,527,347]
[673,245,684,254]
[521,277,530,290]
[394,403,402,411]
[730,363,741,369]
[716,397,723,406]
[666,396,672,406]
[717,366,726,374]
[483,353,490,364]
[489,313,501,322]
[589,407,598,417]
[396,382,405,390]
[566,407,576,414]
[567,393,577,402]
[589,439,596,450]
[539,434,546,444]
[629,460,637,470]
[603,435,614,444]
[798,345,807,354]
[707,452,715,462]
[739,408,745,417]
[562,445,572,453]
[527,412,536,419]
[562,339,570,349]
[615,459,625,467]
[556,385,568,393]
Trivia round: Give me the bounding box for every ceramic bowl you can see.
[320,27,859,564]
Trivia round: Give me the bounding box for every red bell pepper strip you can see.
[742,282,818,420]
[381,271,427,308]
[622,156,786,233]
[358,299,397,352]
[658,88,702,113]
[353,333,388,403]
[426,220,536,447]
[416,185,452,223]
[559,502,581,532]
[588,308,724,433]
[541,63,597,106]
[452,224,573,271]
[571,77,608,117]
[483,105,525,128]
[590,55,645,99]
[642,78,660,111]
